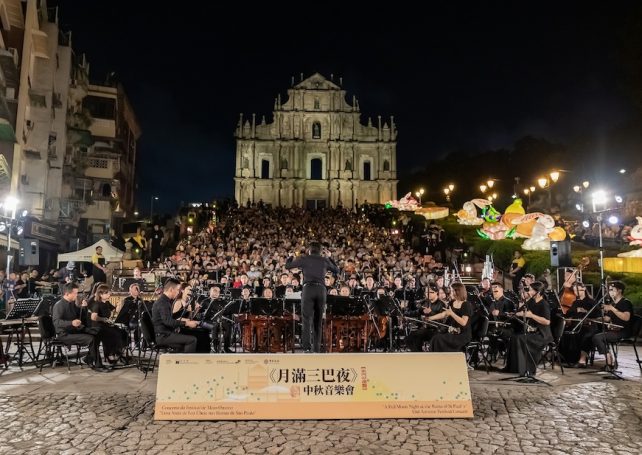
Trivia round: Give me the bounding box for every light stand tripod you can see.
[579,211,625,380]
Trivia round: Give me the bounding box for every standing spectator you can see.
[509,250,526,292]
[91,246,107,284]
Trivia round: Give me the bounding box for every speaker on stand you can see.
[550,239,572,268]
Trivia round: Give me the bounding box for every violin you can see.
[559,257,589,314]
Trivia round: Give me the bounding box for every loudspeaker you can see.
[550,239,572,267]
[19,239,39,266]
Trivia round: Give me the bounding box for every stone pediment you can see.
[294,72,340,90]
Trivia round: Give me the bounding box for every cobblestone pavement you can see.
[0,349,640,454]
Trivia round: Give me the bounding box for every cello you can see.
[559,257,589,314]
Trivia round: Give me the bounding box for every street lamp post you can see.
[573,180,590,212]
[537,170,560,212]
[3,196,18,277]
[523,188,531,205]
[414,188,425,206]
[150,196,159,223]
[443,184,454,203]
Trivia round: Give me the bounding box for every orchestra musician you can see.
[285,241,339,353]
[437,286,450,305]
[489,282,516,319]
[578,281,632,370]
[559,281,597,366]
[88,284,127,365]
[482,281,516,359]
[428,282,472,352]
[505,281,553,376]
[52,282,107,371]
[405,283,445,351]
[203,285,233,353]
[172,282,212,353]
[151,278,198,353]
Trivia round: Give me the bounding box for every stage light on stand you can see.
[592,190,607,211]
[0,222,5,232]
[582,220,590,228]
[16,226,23,236]
[614,195,623,204]
[619,169,626,174]
[20,210,28,218]
[575,203,582,211]
[608,215,619,225]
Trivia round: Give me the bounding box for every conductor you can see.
[285,242,339,353]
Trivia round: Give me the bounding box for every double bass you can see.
[559,257,589,314]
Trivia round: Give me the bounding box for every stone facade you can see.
[234,73,398,209]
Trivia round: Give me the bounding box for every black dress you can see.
[560,296,597,364]
[89,299,127,359]
[506,298,553,375]
[430,301,473,352]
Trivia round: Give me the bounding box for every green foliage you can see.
[523,251,550,277]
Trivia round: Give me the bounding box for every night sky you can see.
[55,1,641,214]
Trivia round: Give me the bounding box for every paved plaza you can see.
[0,348,640,455]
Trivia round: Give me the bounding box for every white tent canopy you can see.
[57,239,124,265]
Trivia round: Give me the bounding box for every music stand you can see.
[33,296,55,317]
[5,298,40,367]
[249,298,279,317]
[283,294,301,353]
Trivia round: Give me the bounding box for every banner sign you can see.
[154,352,473,420]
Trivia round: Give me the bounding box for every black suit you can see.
[52,297,101,366]
[285,254,339,352]
[151,294,196,353]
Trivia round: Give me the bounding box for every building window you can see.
[383,160,390,171]
[312,122,321,139]
[83,95,115,120]
[363,161,372,181]
[101,183,112,197]
[310,158,322,180]
[314,98,320,110]
[261,159,270,179]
